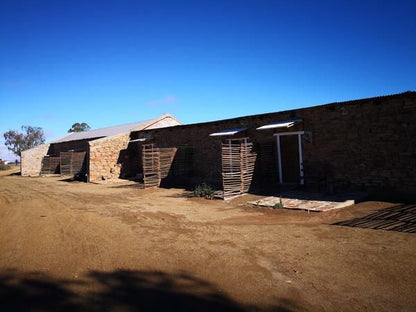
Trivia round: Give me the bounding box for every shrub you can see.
[273,197,284,209]
[0,164,12,171]
[193,183,215,199]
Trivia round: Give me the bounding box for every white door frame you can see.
[273,131,304,185]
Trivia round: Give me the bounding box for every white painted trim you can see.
[298,133,304,185]
[229,137,249,142]
[273,131,304,136]
[276,135,282,184]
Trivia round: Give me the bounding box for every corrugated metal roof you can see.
[209,128,247,136]
[256,119,301,130]
[51,114,175,144]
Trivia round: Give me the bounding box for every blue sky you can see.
[1,0,415,160]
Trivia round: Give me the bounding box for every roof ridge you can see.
[50,114,177,144]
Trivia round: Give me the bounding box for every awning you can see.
[129,138,148,143]
[209,127,247,137]
[256,119,301,130]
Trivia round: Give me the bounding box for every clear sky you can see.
[1,0,415,160]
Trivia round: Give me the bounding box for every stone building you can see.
[21,114,181,182]
[21,92,416,199]
[129,92,416,199]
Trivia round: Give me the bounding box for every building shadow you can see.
[0,269,299,311]
[250,141,278,196]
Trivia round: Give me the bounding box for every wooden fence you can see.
[222,138,256,199]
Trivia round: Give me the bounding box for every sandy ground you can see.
[0,167,415,311]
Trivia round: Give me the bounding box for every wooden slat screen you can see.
[60,152,72,175]
[222,138,256,199]
[142,144,177,188]
[142,144,159,188]
[241,140,256,193]
[60,151,87,176]
[222,140,242,198]
[40,156,60,175]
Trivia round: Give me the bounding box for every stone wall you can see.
[132,92,416,197]
[87,116,181,182]
[19,115,181,181]
[299,92,416,197]
[88,133,130,182]
[21,144,50,176]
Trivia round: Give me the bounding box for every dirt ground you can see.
[0,167,415,311]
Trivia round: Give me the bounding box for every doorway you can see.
[274,131,304,185]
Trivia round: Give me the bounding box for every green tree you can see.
[3,126,45,157]
[68,122,91,133]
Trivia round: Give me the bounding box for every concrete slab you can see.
[248,192,366,212]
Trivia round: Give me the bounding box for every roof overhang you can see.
[129,138,147,143]
[209,127,247,137]
[256,119,302,130]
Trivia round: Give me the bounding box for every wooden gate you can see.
[60,151,87,176]
[40,156,60,175]
[222,138,256,199]
[142,144,177,188]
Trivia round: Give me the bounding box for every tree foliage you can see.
[68,122,91,133]
[3,126,45,157]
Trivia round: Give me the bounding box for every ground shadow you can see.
[59,177,86,183]
[0,269,300,311]
[111,183,145,189]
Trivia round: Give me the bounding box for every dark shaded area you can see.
[60,151,87,179]
[301,160,334,194]
[365,188,416,204]
[47,140,92,157]
[0,269,298,311]
[44,141,91,179]
[280,135,300,184]
[161,145,194,188]
[118,142,143,181]
[0,270,81,312]
[40,156,60,175]
[250,142,278,194]
[111,183,145,189]
[332,204,416,233]
[59,177,86,183]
